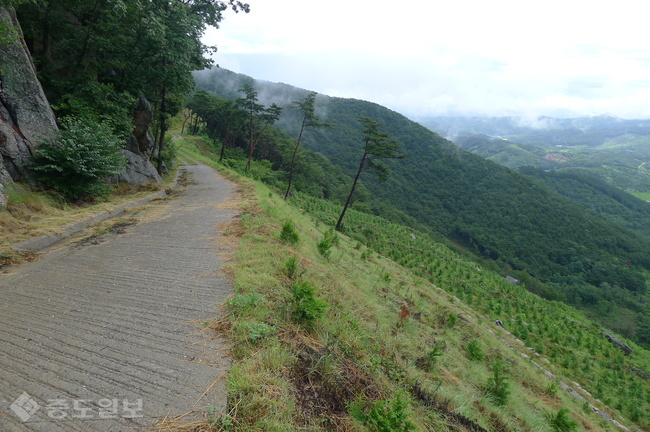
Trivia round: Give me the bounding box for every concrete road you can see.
[0,165,236,431]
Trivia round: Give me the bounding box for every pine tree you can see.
[336,116,405,231]
[284,92,331,198]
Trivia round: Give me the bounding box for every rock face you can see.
[114,150,162,185]
[0,5,57,182]
[118,96,162,185]
[130,96,157,155]
[0,6,160,192]
[0,183,6,209]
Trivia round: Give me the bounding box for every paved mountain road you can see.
[0,165,236,431]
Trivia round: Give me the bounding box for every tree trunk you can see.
[245,114,254,171]
[192,112,200,134]
[284,116,306,199]
[246,120,272,171]
[181,109,191,134]
[336,151,367,231]
[156,59,167,176]
[219,126,229,162]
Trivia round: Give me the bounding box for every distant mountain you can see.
[194,68,650,344]
[417,116,650,192]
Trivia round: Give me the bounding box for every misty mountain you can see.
[194,67,650,344]
[417,116,650,192]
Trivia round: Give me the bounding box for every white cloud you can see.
[207,0,650,118]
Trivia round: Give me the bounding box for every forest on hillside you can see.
[193,68,650,346]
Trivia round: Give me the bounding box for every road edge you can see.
[11,167,186,252]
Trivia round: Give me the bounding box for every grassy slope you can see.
[193,69,650,347]
[177,134,649,432]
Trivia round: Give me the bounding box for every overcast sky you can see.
[204,0,650,119]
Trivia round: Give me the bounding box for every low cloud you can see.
[207,0,650,120]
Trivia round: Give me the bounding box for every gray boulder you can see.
[506,276,520,285]
[604,332,632,356]
[0,5,57,181]
[114,150,162,185]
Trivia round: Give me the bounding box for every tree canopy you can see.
[16,0,249,136]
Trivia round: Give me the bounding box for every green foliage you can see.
[291,281,328,324]
[465,339,485,361]
[239,321,276,342]
[336,116,405,230]
[160,140,178,168]
[282,256,300,280]
[16,0,248,138]
[50,81,136,139]
[279,220,299,245]
[349,392,416,432]
[317,228,339,258]
[484,360,510,406]
[546,408,578,432]
[227,293,264,315]
[31,117,126,201]
[447,313,458,327]
[285,91,332,198]
[424,343,443,371]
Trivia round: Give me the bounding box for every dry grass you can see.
[151,411,215,432]
[0,173,178,266]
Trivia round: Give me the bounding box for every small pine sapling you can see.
[280,221,299,245]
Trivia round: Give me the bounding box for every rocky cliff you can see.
[0,5,161,208]
[0,5,57,189]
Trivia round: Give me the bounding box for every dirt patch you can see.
[72,218,138,248]
[410,383,494,432]
[0,249,40,272]
[289,343,379,429]
[543,153,570,163]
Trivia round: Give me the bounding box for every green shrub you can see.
[349,391,416,432]
[160,140,178,168]
[291,281,328,324]
[546,408,578,432]
[280,220,299,245]
[424,343,443,371]
[239,321,276,342]
[317,228,339,258]
[465,339,485,361]
[282,256,300,280]
[227,293,264,315]
[31,116,126,200]
[447,313,458,327]
[484,360,510,406]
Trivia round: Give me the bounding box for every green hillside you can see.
[422,117,650,193]
[174,134,650,431]
[194,68,650,347]
[519,168,650,240]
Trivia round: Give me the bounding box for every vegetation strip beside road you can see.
[178,136,648,432]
